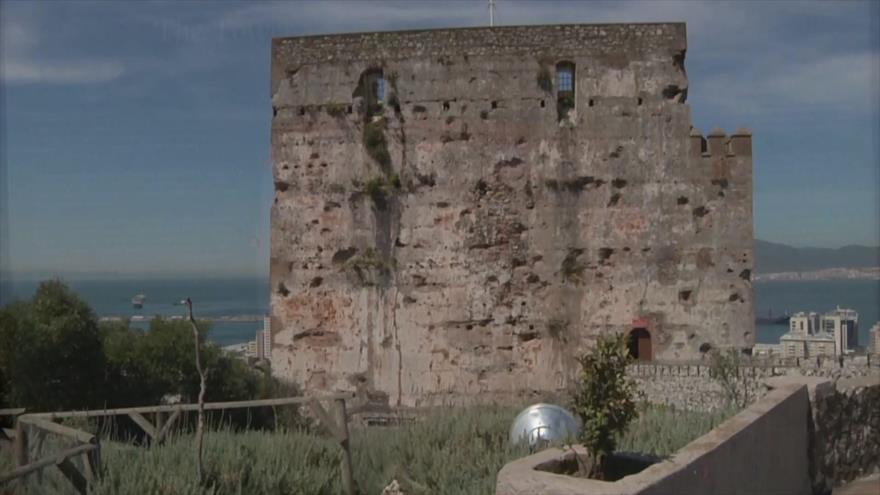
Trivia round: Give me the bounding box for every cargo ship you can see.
[131,294,146,309]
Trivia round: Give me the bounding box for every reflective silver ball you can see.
[509,403,580,449]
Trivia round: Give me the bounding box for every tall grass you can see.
[0,404,737,494]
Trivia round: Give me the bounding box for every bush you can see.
[572,332,638,478]
[708,348,755,408]
[0,280,106,411]
[0,280,265,416]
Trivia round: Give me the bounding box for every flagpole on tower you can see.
[489,0,496,27]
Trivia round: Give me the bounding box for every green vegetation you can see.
[572,333,638,478]
[560,248,587,282]
[362,119,391,169]
[364,176,389,209]
[325,102,348,118]
[362,173,402,210]
[708,348,756,408]
[616,404,738,456]
[1,403,735,495]
[0,280,267,413]
[536,67,553,92]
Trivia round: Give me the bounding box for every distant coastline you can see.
[754,267,880,282]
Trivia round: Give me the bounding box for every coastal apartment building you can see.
[869,322,880,356]
[778,308,859,359]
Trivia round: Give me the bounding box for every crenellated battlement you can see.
[690,126,752,158]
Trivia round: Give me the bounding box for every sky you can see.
[1,0,878,280]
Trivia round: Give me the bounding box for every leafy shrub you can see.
[0,280,106,411]
[572,332,638,478]
[708,348,755,408]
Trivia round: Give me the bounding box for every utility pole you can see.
[489,0,496,27]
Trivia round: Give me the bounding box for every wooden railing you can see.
[2,393,356,495]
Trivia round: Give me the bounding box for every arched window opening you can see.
[556,61,575,120]
[354,68,385,119]
[627,327,652,362]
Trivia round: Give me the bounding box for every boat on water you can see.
[131,294,146,309]
[755,309,789,325]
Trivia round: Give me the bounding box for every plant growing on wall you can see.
[537,67,553,92]
[560,248,587,282]
[362,119,391,170]
[572,332,638,479]
[708,348,753,408]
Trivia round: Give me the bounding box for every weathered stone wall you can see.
[807,376,880,493]
[270,23,754,408]
[629,363,777,412]
[630,361,879,412]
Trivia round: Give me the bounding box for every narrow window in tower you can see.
[556,61,575,121]
[376,76,385,103]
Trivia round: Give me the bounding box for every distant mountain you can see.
[755,239,880,274]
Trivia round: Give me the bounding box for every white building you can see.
[255,316,272,361]
[868,322,880,356]
[822,307,858,355]
[778,307,859,359]
[789,312,820,336]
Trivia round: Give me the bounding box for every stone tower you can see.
[270,23,754,408]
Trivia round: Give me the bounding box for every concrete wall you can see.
[496,383,813,495]
[270,23,754,408]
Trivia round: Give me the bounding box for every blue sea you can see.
[3,277,878,348]
[755,279,880,346]
[3,278,269,347]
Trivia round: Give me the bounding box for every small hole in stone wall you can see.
[692,206,709,218]
[637,97,643,106]
[491,101,498,109]
[298,107,305,116]
[277,282,290,297]
[699,343,712,354]
[347,106,352,114]
[442,101,450,111]
[739,269,751,281]
[729,293,741,302]
[272,106,278,117]
[679,290,692,302]
[466,324,473,330]
[540,100,545,108]
[589,99,594,107]
[310,277,323,288]
[677,196,689,205]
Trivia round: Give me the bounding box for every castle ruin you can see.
[269,23,754,408]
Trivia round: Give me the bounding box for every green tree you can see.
[572,332,638,479]
[0,280,106,411]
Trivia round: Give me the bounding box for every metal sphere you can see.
[509,403,580,449]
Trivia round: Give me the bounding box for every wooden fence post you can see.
[335,398,355,495]
[14,419,27,468]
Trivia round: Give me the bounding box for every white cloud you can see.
[2,60,125,84]
[0,15,125,85]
